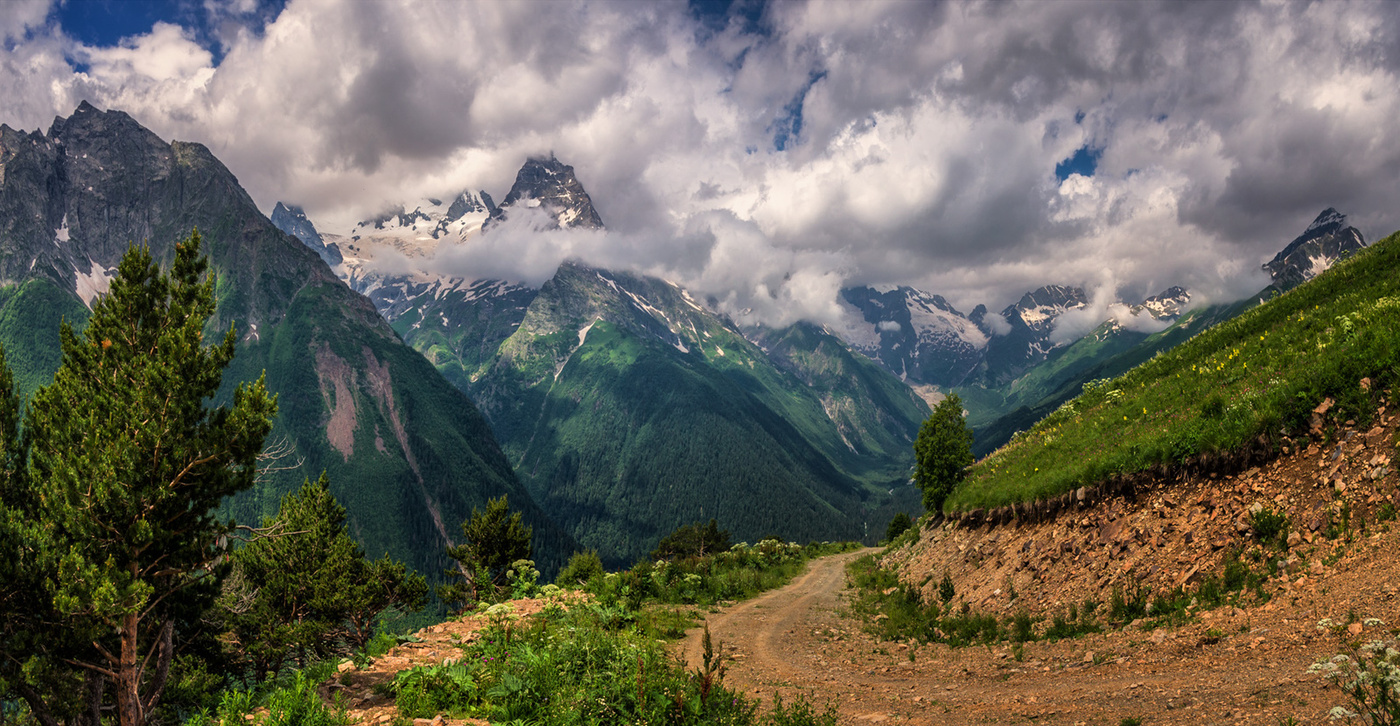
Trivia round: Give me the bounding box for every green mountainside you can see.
[290,159,931,566]
[948,228,1400,512]
[0,103,571,577]
[957,209,1369,456]
[962,300,1252,456]
[467,263,929,564]
[385,280,537,392]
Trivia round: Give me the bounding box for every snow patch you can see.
[1305,253,1337,280]
[54,214,70,245]
[74,259,114,309]
[577,318,597,347]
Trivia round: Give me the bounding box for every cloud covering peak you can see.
[3,0,1399,328]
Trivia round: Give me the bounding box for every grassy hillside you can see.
[946,230,1400,512]
[962,300,1252,456]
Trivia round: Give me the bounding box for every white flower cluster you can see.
[1308,637,1400,723]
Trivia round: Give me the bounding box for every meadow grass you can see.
[946,230,1400,512]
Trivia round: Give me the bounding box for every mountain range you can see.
[1,102,1362,578]
[274,139,1367,562]
[0,103,573,579]
[279,158,930,563]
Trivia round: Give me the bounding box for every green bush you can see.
[1309,637,1400,725]
[1250,506,1290,546]
[264,672,350,726]
[555,550,605,587]
[393,662,480,718]
[884,513,913,543]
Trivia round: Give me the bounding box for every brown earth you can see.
[679,407,1399,725]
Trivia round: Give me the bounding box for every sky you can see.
[3,0,1400,331]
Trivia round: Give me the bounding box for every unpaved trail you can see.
[676,544,1386,725]
[680,548,876,682]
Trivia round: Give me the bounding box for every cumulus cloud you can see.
[2,0,1399,325]
[983,313,1012,337]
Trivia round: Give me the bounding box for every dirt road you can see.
[678,547,1369,725]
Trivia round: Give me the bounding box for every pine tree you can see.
[223,473,426,680]
[914,394,974,515]
[19,231,277,726]
[439,496,532,610]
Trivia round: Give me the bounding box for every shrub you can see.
[264,672,351,726]
[556,550,606,588]
[393,662,480,718]
[1309,636,1400,725]
[938,571,955,603]
[1250,506,1290,546]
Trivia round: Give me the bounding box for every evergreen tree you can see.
[0,346,94,726]
[884,512,913,542]
[223,473,426,680]
[914,394,974,515]
[650,519,731,561]
[440,496,532,610]
[17,232,277,726]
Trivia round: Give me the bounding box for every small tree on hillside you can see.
[885,512,913,542]
[439,496,532,610]
[223,473,426,681]
[18,232,277,726]
[914,394,974,515]
[650,519,731,561]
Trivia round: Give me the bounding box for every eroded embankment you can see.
[885,405,1397,618]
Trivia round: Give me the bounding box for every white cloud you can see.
[0,0,49,43]
[2,0,1399,326]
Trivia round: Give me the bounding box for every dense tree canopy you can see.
[650,519,732,561]
[914,394,974,515]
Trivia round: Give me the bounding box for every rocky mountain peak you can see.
[1139,286,1191,320]
[486,156,604,231]
[1263,208,1366,292]
[271,202,342,267]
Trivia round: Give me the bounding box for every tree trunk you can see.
[116,611,142,726]
[80,670,106,726]
[140,620,174,717]
[10,679,61,726]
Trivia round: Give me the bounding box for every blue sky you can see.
[5,0,1399,327]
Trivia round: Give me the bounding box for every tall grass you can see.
[948,231,1400,512]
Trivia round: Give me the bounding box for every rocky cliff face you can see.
[0,102,571,576]
[840,286,988,388]
[1262,208,1366,292]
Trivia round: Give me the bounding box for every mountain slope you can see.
[285,158,929,564]
[946,224,1397,513]
[469,263,929,564]
[963,210,1369,456]
[0,103,571,576]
